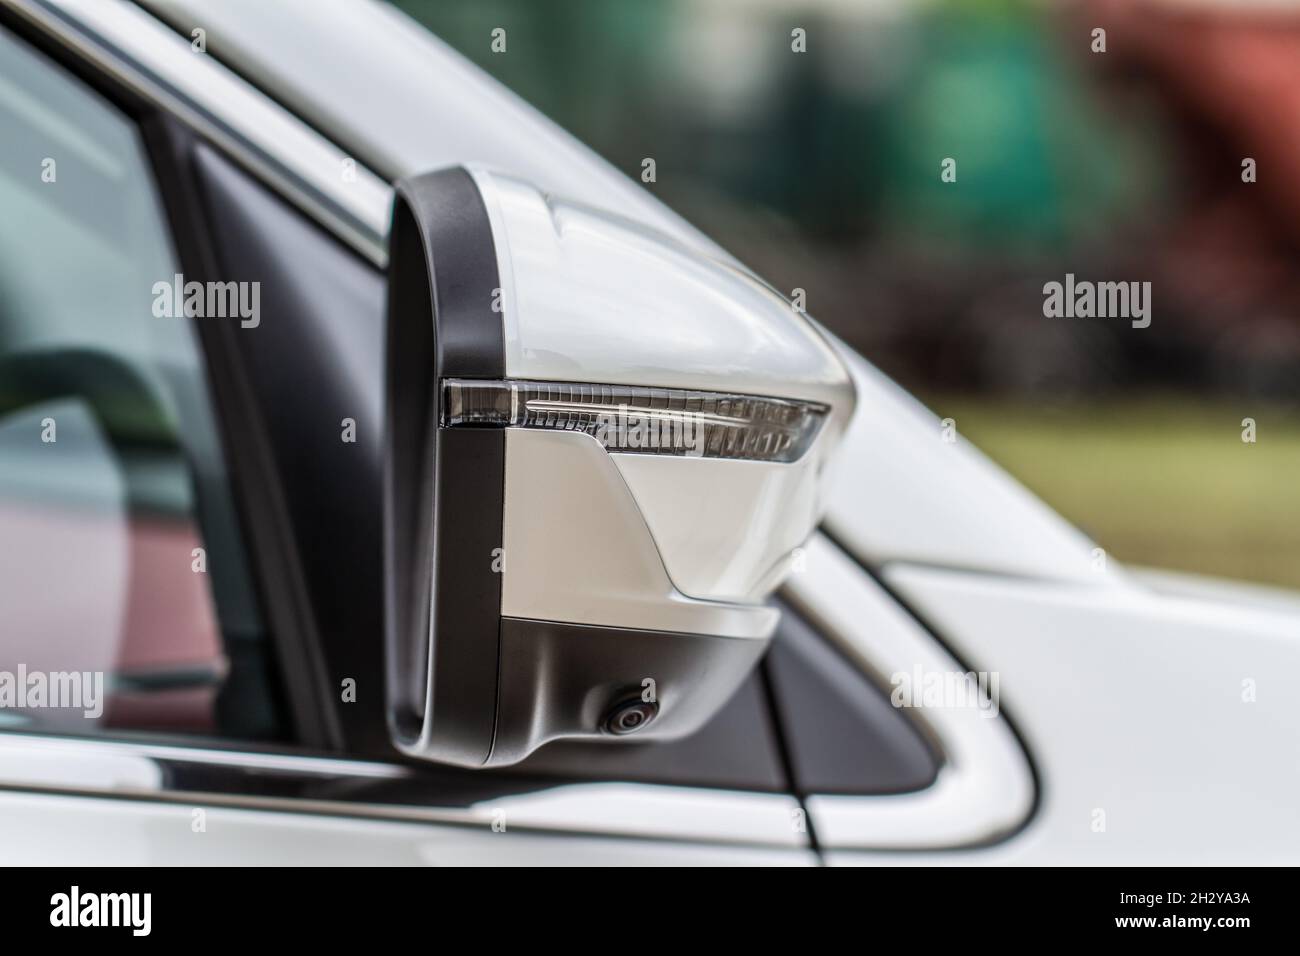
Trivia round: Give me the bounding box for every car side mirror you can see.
[383,166,855,768]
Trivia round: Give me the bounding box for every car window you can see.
[765,601,939,795]
[0,27,284,741]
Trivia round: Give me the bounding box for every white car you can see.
[0,0,1296,867]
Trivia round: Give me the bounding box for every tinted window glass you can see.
[0,28,282,740]
[766,603,940,795]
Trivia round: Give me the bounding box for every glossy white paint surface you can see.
[784,536,1035,849]
[612,449,823,602]
[480,783,805,847]
[0,790,814,866]
[474,169,852,409]
[823,565,1300,864]
[501,428,777,638]
[476,167,854,615]
[822,345,1128,586]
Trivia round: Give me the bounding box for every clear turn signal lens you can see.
[443,379,827,463]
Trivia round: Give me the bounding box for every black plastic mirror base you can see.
[488,617,770,767]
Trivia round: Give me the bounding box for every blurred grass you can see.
[931,396,1300,591]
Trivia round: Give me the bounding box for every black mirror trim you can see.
[384,166,506,766]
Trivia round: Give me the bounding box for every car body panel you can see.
[0,790,814,866]
[838,564,1300,864]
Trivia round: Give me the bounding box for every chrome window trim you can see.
[784,534,1037,850]
[3,0,392,266]
[0,732,806,848]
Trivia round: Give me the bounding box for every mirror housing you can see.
[384,166,854,768]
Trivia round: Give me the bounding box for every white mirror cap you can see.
[465,168,856,618]
[470,167,855,421]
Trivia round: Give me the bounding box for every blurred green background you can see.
[392,0,1300,590]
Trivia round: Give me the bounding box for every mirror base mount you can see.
[485,617,769,767]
